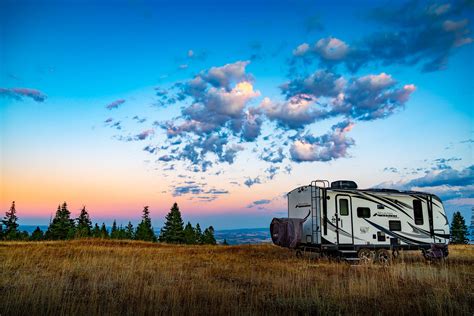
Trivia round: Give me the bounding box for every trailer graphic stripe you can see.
[362,192,414,220]
[364,219,430,245]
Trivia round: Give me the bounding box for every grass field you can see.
[0,240,473,315]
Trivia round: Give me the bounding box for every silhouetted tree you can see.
[135,206,156,242]
[30,226,44,241]
[183,222,197,244]
[202,226,216,245]
[222,239,229,246]
[2,201,20,240]
[45,202,75,240]
[92,223,101,238]
[125,221,134,239]
[110,220,119,239]
[451,211,469,244]
[159,203,184,243]
[194,223,203,244]
[76,206,92,238]
[100,223,109,238]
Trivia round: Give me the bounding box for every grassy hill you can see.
[1,240,473,315]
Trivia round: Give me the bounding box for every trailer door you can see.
[335,195,353,245]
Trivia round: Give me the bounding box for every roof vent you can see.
[331,180,358,189]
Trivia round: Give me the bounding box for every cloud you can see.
[264,70,415,129]
[173,185,203,196]
[155,61,265,172]
[291,1,473,73]
[104,118,113,123]
[133,116,147,123]
[406,165,474,188]
[247,199,271,208]
[375,165,474,202]
[135,129,154,140]
[106,99,125,110]
[244,177,261,187]
[260,147,285,163]
[143,145,157,154]
[290,120,355,162]
[265,165,279,180]
[0,88,47,102]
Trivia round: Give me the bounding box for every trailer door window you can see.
[339,199,349,216]
[413,200,423,225]
[389,220,402,231]
[357,207,371,218]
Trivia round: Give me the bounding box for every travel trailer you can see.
[270,180,450,263]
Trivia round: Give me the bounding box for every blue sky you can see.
[1,0,473,229]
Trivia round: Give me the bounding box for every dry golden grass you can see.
[0,240,473,315]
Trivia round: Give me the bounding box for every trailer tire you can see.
[376,249,391,265]
[358,248,374,264]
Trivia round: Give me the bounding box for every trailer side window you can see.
[357,207,370,218]
[339,199,349,216]
[413,200,423,225]
[389,220,401,231]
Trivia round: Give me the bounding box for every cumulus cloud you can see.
[290,120,355,162]
[244,177,261,187]
[260,147,285,163]
[135,129,154,140]
[0,87,47,102]
[263,70,415,129]
[291,1,473,73]
[106,99,125,110]
[376,165,474,203]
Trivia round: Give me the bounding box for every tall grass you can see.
[0,240,472,315]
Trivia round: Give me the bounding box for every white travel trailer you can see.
[270,180,450,263]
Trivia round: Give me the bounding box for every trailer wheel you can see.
[376,249,391,265]
[358,248,374,264]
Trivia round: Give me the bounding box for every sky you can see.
[1,0,473,229]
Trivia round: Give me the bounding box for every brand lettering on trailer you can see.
[374,212,398,218]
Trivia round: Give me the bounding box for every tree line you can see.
[0,201,223,245]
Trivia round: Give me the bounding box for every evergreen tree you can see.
[125,221,134,239]
[76,206,92,238]
[92,223,101,238]
[183,222,197,244]
[100,223,109,238]
[2,201,20,240]
[45,202,75,240]
[117,225,127,239]
[110,220,118,239]
[30,226,44,241]
[222,238,229,246]
[135,206,157,242]
[450,211,469,244]
[194,223,203,244]
[202,226,216,245]
[159,203,184,243]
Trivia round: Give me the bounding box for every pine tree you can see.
[45,202,75,240]
[110,220,118,239]
[202,226,216,245]
[194,223,203,244]
[100,223,109,238]
[92,223,101,238]
[222,238,229,246]
[450,211,469,244]
[30,226,44,241]
[2,201,20,240]
[159,203,184,243]
[125,221,134,239]
[183,222,197,244]
[135,206,157,242]
[76,206,92,238]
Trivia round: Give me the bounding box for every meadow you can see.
[0,240,473,315]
